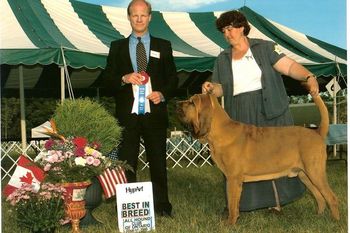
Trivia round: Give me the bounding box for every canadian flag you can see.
[97,166,127,199]
[3,155,45,197]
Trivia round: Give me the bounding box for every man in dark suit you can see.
[102,0,178,217]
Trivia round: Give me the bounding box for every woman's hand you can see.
[202,81,223,97]
[202,81,214,94]
[304,75,319,97]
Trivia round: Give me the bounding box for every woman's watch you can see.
[304,74,316,82]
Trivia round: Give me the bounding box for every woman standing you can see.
[202,10,319,212]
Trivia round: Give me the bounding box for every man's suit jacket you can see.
[103,36,178,129]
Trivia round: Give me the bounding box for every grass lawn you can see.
[2,160,347,233]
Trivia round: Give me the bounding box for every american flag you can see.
[107,145,120,160]
[97,166,127,199]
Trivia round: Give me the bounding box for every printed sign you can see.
[325,78,341,97]
[116,182,155,232]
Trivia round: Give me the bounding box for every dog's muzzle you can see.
[176,102,185,118]
[175,101,195,133]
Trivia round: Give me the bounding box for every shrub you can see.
[52,98,122,155]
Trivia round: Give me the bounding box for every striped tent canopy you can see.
[1,0,347,97]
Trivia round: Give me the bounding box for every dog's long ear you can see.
[192,94,212,138]
[208,94,216,108]
[191,95,201,137]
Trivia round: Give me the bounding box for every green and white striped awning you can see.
[0,0,347,96]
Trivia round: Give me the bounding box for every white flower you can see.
[74,157,86,166]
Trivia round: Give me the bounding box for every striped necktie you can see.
[136,37,147,72]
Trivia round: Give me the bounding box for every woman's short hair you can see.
[216,10,251,36]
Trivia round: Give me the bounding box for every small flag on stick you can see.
[97,166,127,199]
[3,155,45,197]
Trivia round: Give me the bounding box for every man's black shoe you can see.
[156,210,172,218]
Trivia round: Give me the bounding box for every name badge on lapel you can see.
[150,50,160,59]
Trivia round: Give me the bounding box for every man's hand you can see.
[147,91,164,104]
[122,73,143,85]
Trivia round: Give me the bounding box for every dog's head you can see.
[176,94,215,139]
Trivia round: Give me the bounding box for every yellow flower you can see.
[85,147,94,154]
[85,146,102,158]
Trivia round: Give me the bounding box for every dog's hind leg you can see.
[298,171,326,214]
[226,177,243,225]
[303,166,340,220]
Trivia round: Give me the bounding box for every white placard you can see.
[116,182,155,232]
[325,78,341,97]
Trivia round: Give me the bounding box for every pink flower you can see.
[60,217,71,225]
[92,159,101,166]
[86,156,94,165]
[22,195,30,200]
[64,151,74,159]
[46,151,60,163]
[39,191,52,200]
[10,199,17,206]
[52,167,62,171]
[44,164,52,171]
[91,150,102,158]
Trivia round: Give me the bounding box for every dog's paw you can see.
[227,214,239,225]
[268,206,283,215]
[227,218,238,225]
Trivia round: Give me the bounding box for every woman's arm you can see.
[274,56,319,96]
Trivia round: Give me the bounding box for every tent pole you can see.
[19,65,27,150]
[332,76,337,157]
[333,76,337,125]
[96,88,100,101]
[60,66,65,103]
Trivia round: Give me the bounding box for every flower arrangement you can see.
[35,136,113,183]
[6,182,66,232]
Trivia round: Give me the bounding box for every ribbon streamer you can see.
[132,72,152,115]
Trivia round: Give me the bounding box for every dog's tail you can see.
[313,95,329,139]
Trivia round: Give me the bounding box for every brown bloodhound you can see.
[177,94,339,225]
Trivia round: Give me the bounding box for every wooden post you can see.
[19,65,27,151]
[61,66,65,103]
[332,77,337,157]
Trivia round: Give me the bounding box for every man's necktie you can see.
[136,37,147,72]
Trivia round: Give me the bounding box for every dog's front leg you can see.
[226,176,243,225]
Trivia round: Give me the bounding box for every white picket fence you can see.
[1,136,212,180]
